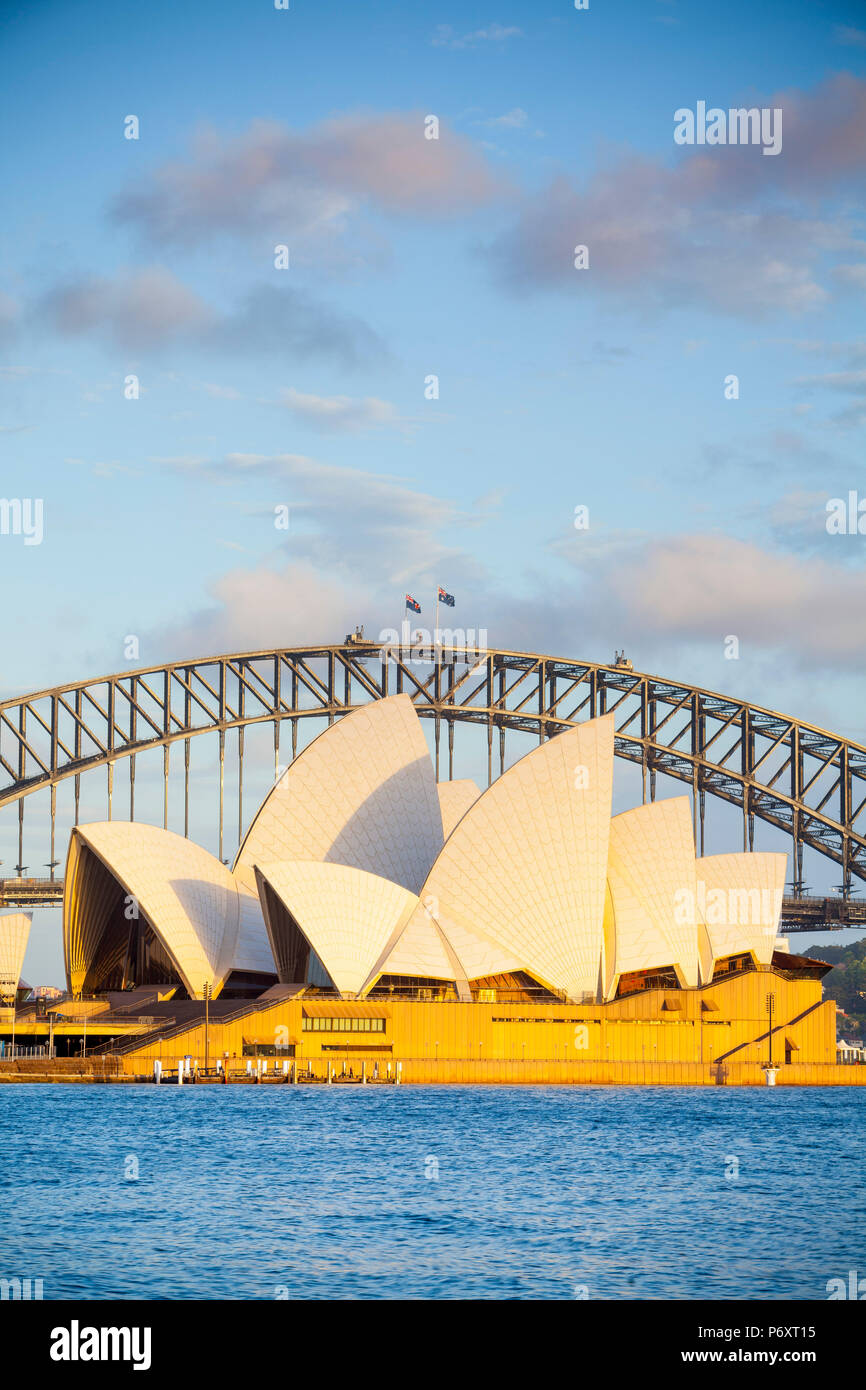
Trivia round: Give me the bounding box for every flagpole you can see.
[435,588,440,650]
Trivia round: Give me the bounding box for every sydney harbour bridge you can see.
[1,641,865,936]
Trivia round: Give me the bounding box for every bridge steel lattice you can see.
[1,644,865,925]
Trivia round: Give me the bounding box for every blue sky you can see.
[3,0,866,979]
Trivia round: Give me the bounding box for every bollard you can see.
[246,1059,252,1077]
[153,1059,162,1086]
[292,1061,298,1085]
[362,1061,367,1086]
[177,1062,183,1086]
[327,1063,333,1085]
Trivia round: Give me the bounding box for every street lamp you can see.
[204,982,210,1073]
[766,992,775,1067]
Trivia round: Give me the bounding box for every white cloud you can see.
[833,24,866,48]
[833,263,866,290]
[431,24,523,49]
[277,388,402,433]
[481,108,528,129]
[204,382,243,400]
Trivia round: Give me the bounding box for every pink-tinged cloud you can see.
[112,113,507,252]
[488,74,866,316]
[560,531,866,663]
[45,268,211,349]
[155,451,866,677]
[42,268,385,362]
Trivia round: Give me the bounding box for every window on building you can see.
[301,1016,386,1033]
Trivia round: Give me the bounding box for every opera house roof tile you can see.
[408,714,615,1001]
[234,694,444,897]
[436,779,480,839]
[695,850,787,980]
[606,797,699,995]
[0,912,32,1003]
[64,822,241,1000]
[255,860,418,997]
[360,899,468,996]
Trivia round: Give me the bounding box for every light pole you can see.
[204,982,210,1073]
[766,992,775,1067]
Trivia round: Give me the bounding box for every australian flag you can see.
[405,594,421,613]
[438,587,455,608]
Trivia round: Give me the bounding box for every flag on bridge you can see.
[405,594,421,613]
[438,588,455,608]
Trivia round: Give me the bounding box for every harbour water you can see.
[2,1084,863,1300]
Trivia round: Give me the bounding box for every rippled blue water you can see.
[0,1083,863,1300]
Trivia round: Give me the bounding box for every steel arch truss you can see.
[2,643,865,888]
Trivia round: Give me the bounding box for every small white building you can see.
[836,1038,864,1065]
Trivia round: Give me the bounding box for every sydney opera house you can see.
[51,695,837,1079]
[64,696,788,1004]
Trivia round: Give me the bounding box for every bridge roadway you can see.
[2,876,864,934]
